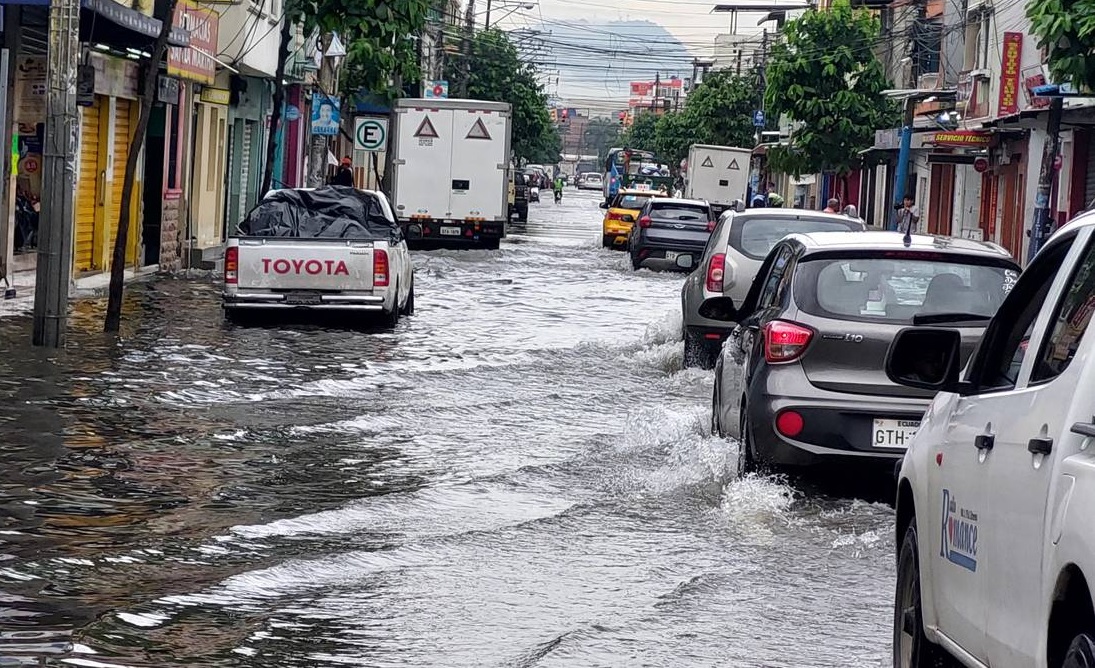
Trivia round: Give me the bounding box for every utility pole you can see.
[485,0,491,29]
[33,0,80,347]
[459,0,475,98]
[891,96,917,231]
[307,34,342,188]
[1029,96,1064,261]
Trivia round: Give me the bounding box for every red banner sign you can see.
[1024,72,1051,108]
[168,0,218,85]
[629,82,652,97]
[998,32,1023,116]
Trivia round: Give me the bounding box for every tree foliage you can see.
[448,29,560,164]
[763,0,899,177]
[322,0,429,100]
[1029,0,1095,93]
[618,71,759,168]
[581,117,622,162]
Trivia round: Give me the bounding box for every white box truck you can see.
[685,144,752,215]
[390,98,512,249]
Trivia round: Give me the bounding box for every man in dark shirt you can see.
[332,157,354,187]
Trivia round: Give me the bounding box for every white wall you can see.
[217,1,282,77]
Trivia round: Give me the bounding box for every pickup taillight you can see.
[373,250,390,287]
[225,246,238,284]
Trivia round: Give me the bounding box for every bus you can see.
[603,148,674,202]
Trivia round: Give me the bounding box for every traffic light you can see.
[618,111,626,125]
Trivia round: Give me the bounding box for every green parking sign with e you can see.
[355,117,388,152]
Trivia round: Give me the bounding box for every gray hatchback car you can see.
[706,232,1020,475]
[681,209,867,368]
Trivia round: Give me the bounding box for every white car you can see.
[579,173,604,191]
[224,186,414,327]
[887,210,1095,668]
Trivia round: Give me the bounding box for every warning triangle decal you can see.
[700,156,714,168]
[466,118,492,140]
[728,159,740,170]
[414,116,439,139]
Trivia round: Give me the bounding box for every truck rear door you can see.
[235,239,375,292]
[449,108,509,222]
[394,105,454,220]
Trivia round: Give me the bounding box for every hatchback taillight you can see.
[373,250,390,287]
[706,253,725,293]
[763,321,813,364]
[224,246,238,284]
[638,216,652,228]
[607,211,623,221]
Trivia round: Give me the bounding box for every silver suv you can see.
[680,208,867,368]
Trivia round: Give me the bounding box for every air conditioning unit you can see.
[918,72,941,90]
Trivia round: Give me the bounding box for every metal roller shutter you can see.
[238,122,252,224]
[1085,140,1095,210]
[74,99,101,272]
[107,99,131,264]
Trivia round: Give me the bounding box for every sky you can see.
[490,0,775,103]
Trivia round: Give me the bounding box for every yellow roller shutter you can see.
[74,99,101,272]
[107,99,132,266]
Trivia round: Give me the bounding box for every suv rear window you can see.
[614,194,650,209]
[795,255,1019,323]
[731,216,863,260]
[650,204,709,221]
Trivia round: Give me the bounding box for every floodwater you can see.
[0,189,895,667]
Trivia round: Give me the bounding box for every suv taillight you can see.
[373,250,390,287]
[763,321,813,364]
[706,253,725,293]
[638,216,652,228]
[224,246,238,284]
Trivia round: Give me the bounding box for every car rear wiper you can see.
[912,312,992,325]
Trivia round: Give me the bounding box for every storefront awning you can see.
[80,0,189,48]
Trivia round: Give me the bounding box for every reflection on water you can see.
[0,192,896,667]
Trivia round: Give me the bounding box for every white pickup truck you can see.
[223,187,414,326]
[887,209,1095,668]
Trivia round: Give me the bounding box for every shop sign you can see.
[90,52,139,99]
[168,0,219,84]
[14,56,46,125]
[157,75,180,105]
[200,87,231,105]
[973,157,990,173]
[77,65,96,106]
[998,32,1023,116]
[929,131,992,147]
[1024,71,1051,109]
[874,128,900,150]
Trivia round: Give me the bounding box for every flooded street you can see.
[1,189,895,667]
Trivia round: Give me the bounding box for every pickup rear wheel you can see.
[1063,634,1095,668]
[401,280,415,316]
[895,520,952,668]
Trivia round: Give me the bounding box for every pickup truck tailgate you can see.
[236,239,375,291]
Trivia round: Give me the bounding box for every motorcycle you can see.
[529,187,540,203]
[553,189,562,204]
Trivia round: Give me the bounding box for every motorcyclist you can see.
[553,175,564,202]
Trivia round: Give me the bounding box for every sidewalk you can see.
[1,266,159,318]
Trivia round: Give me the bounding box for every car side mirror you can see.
[599,202,608,209]
[886,328,962,391]
[698,296,738,322]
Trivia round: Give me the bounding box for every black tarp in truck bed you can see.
[236,187,399,240]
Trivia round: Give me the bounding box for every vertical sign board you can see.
[998,32,1023,117]
[354,117,388,152]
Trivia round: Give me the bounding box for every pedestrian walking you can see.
[823,197,840,213]
[896,194,920,234]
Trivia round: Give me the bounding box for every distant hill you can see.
[530,20,696,103]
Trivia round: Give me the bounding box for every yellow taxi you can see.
[599,187,669,249]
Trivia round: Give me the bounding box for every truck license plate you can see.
[285,292,322,306]
[872,419,920,448]
[440,226,462,236]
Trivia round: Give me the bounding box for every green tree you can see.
[621,111,658,152]
[1029,0,1095,93]
[763,0,899,177]
[685,70,759,148]
[448,29,560,164]
[653,111,703,168]
[582,117,622,162]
